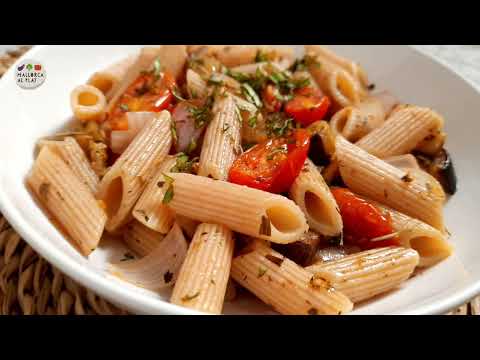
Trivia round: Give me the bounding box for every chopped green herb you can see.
[242,142,256,151]
[186,138,197,155]
[170,120,178,144]
[119,104,129,112]
[266,146,288,160]
[257,267,267,278]
[188,104,212,129]
[226,69,250,83]
[207,76,224,86]
[170,153,198,174]
[222,123,230,133]
[181,291,200,302]
[248,115,258,128]
[162,173,175,204]
[265,113,294,137]
[255,50,269,63]
[241,83,262,108]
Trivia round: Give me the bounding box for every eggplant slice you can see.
[415,148,457,195]
[271,231,322,266]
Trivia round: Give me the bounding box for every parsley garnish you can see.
[188,104,212,129]
[257,267,267,278]
[181,291,200,302]
[186,138,197,155]
[241,83,262,108]
[222,123,230,133]
[172,86,186,102]
[153,58,162,79]
[266,146,288,161]
[207,76,224,86]
[170,119,178,144]
[265,113,294,137]
[119,104,129,112]
[248,115,258,128]
[170,153,198,174]
[120,252,135,262]
[255,50,269,63]
[162,173,175,204]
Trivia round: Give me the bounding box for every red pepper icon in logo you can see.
[34,64,42,71]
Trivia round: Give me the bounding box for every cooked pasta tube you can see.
[111,222,188,290]
[106,46,163,114]
[335,136,444,230]
[230,60,290,75]
[356,105,444,158]
[290,159,342,236]
[70,84,107,122]
[198,95,242,180]
[306,247,419,303]
[97,111,172,232]
[306,56,362,110]
[87,54,138,99]
[370,200,453,267]
[161,173,308,244]
[38,137,99,194]
[384,154,420,170]
[330,95,392,142]
[123,220,164,257]
[27,147,106,256]
[231,242,353,315]
[132,155,177,233]
[186,69,208,99]
[214,45,294,68]
[305,45,369,89]
[170,223,234,314]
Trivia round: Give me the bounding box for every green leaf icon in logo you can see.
[26,64,33,71]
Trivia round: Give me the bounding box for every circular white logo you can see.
[15,59,46,89]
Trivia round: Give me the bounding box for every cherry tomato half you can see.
[262,84,282,112]
[331,188,399,250]
[228,129,311,194]
[285,87,331,127]
[108,71,176,131]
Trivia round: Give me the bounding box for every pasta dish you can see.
[26,45,457,315]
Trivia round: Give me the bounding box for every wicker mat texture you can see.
[0,46,478,315]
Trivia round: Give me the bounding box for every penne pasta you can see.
[87,54,138,99]
[330,95,392,142]
[161,173,308,244]
[110,112,156,154]
[356,105,444,158]
[306,247,419,303]
[38,137,99,194]
[97,111,173,232]
[213,45,294,68]
[186,69,208,99]
[70,84,107,122]
[111,222,188,290]
[27,147,106,256]
[198,95,242,180]
[305,45,369,89]
[370,201,453,267]
[175,215,199,240]
[384,154,420,170]
[231,241,353,315]
[122,220,165,257]
[335,136,445,230]
[132,155,177,234]
[170,223,234,314]
[156,45,188,80]
[290,159,343,236]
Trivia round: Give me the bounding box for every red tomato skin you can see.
[228,130,311,194]
[296,86,324,98]
[331,188,399,250]
[108,72,176,130]
[285,95,331,127]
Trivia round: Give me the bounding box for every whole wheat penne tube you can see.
[214,45,294,68]
[70,84,107,123]
[38,137,99,194]
[111,222,188,290]
[156,45,188,80]
[305,45,369,89]
[123,220,165,257]
[306,247,419,303]
[384,154,420,170]
[186,69,208,99]
[369,200,453,267]
[306,56,362,110]
[97,111,173,232]
[231,241,353,315]
[290,159,343,236]
[170,223,234,314]
[330,94,393,142]
[132,155,177,233]
[230,60,291,75]
[162,173,308,244]
[335,136,444,230]
[198,94,242,180]
[27,147,106,256]
[87,54,138,99]
[356,105,444,158]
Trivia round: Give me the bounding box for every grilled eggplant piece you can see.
[415,148,457,195]
[271,231,322,266]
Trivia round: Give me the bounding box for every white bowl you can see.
[0,45,479,315]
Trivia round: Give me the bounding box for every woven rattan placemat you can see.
[0,45,478,315]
